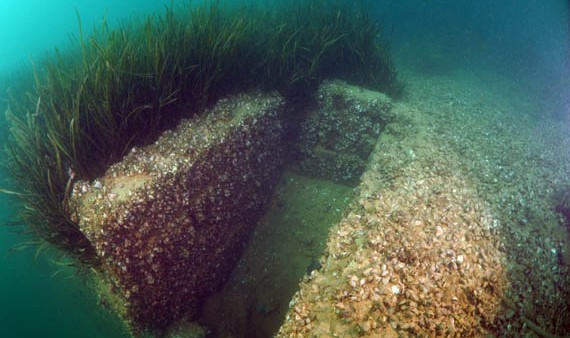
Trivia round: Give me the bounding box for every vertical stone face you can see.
[70,92,285,333]
[293,80,392,184]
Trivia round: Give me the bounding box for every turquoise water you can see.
[0,176,128,337]
[0,3,178,337]
[0,1,568,337]
[0,0,188,74]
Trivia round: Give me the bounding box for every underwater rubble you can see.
[70,92,285,333]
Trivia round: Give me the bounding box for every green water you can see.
[0,2,183,336]
[0,179,128,338]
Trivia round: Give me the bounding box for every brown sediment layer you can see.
[70,92,285,334]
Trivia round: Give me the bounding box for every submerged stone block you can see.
[293,80,392,184]
[70,92,284,333]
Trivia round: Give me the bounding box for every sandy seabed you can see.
[277,69,570,337]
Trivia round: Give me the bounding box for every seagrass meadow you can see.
[2,0,400,266]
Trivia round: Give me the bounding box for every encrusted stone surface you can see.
[293,81,392,184]
[277,82,507,337]
[70,92,284,333]
[277,73,570,337]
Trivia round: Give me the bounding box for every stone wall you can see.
[292,81,392,185]
[69,92,284,334]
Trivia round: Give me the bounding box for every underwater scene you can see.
[0,0,569,337]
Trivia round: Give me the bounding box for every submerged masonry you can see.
[69,81,392,334]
